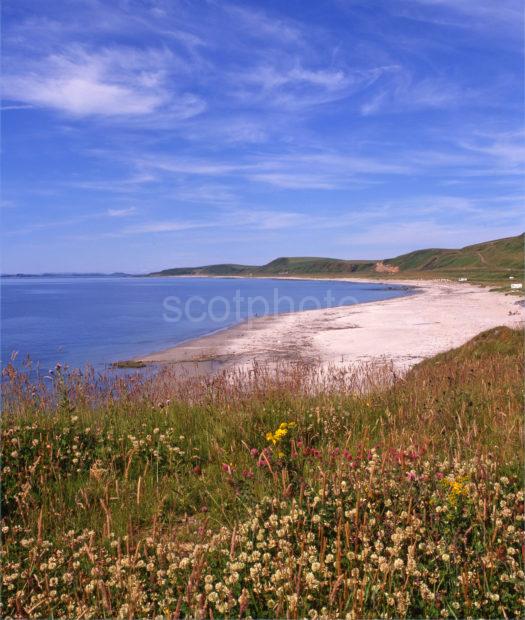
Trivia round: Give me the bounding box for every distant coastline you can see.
[0,272,134,278]
[4,232,523,285]
[148,233,524,289]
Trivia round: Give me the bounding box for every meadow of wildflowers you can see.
[1,326,523,618]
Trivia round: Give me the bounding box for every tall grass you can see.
[1,327,523,618]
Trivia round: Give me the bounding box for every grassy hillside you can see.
[151,257,376,276]
[256,256,375,274]
[385,233,524,273]
[2,327,523,618]
[151,233,524,284]
[154,263,257,276]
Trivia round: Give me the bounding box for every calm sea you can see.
[1,277,411,372]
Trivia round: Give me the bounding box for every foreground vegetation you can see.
[1,327,524,618]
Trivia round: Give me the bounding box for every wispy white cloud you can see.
[245,153,410,189]
[171,184,237,205]
[137,158,239,176]
[114,189,525,244]
[71,123,525,200]
[361,69,473,115]
[339,219,523,256]
[121,220,207,234]
[67,173,157,192]
[1,103,34,111]
[107,207,137,217]
[242,65,347,91]
[405,0,522,29]
[3,45,205,120]
[233,63,390,110]
[229,209,309,231]
[223,4,302,43]
[380,0,523,47]
[458,131,525,169]
[3,0,523,271]
[246,172,337,190]
[0,199,17,210]
[181,118,270,145]
[116,207,334,237]
[372,194,525,220]
[127,150,412,191]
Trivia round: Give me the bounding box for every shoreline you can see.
[135,277,523,375]
[135,277,416,372]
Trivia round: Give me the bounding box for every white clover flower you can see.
[207,591,219,603]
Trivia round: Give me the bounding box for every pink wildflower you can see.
[221,463,233,476]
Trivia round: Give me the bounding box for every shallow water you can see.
[1,276,411,372]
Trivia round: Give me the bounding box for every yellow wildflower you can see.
[444,476,468,506]
[265,432,276,445]
[265,422,295,445]
[274,427,287,440]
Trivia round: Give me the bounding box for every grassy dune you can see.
[1,327,524,618]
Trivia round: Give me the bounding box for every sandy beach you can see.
[139,279,523,374]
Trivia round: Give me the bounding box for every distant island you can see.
[1,272,133,278]
[150,233,524,286]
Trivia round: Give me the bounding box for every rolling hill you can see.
[150,233,524,282]
[385,234,524,272]
[151,257,376,276]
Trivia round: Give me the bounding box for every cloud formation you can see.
[2,0,523,272]
[3,45,205,120]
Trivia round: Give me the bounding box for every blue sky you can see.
[2,0,524,273]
